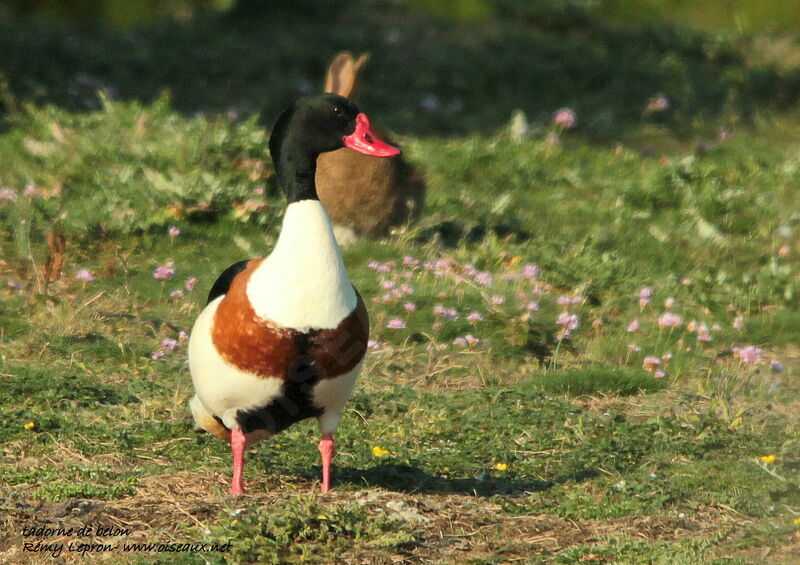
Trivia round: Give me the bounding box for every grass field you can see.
[1,2,799,563]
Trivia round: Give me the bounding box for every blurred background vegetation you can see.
[2,0,800,139]
[6,0,800,31]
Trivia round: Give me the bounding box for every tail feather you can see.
[190,395,231,442]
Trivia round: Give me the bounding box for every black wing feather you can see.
[206,260,252,304]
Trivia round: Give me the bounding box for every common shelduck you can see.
[188,94,400,494]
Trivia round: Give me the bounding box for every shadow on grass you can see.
[418,219,532,248]
[303,464,600,497]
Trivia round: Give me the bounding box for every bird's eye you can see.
[333,105,344,116]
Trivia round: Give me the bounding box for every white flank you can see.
[313,362,362,435]
[247,200,357,331]
[188,296,283,430]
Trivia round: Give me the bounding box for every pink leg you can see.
[230,428,247,495]
[318,433,334,494]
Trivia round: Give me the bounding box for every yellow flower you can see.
[23,422,35,430]
[760,455,776,464]
[493,463,509,472]
[371,446,389,458]
[794,517,800,527]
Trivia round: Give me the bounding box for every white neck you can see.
[246,200,357,331]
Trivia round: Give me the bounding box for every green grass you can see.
[1,3,800,564]
[533,367,668,396]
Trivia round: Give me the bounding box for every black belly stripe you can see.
[236,353,325,435]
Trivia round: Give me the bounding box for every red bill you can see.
[343,114,401,157]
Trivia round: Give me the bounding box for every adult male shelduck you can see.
[188,94,401,494]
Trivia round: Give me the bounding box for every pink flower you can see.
[153,264,176,280]
[557,295,571,307]
[404,302,417,312]
[466,311,483,323]
[381,280,396,290]
[161,337,180,352]
[367,339,381,351]
[639,298,650,308]
[661,353,673,362]
[474,272,492,286]
[170,289,184,299]
[553,107,576,129]
[522,264,540,279]
[168,226,181,238]
[75,269,95,282]
[24,184,38,197]
[367,260,394,272]
[420,93,441,112]
[178,331,189,341]
[733,346,762,364]
[491,295,505,305]
[654,370,667,378]
[628,344,641,353]
[150,350,165,361]
[778,245,790,257]
[639,287,653,299]
[646,94,670,112]
[185,277,197,291]
[453,335,480,347]
[643,356,661,371]
[386,318,406,329]
[657,312,683,329]
[770,360,784,373]
[0,188,18,201]
[434,305,458,320]
[627,319,640,333]
[402,255,419,267]
[526,301,540,312]
[556,312,579,332]
[696,323,712,342]
[372,293,392,304]
[253,187,265,195]
[434,258,457,274]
